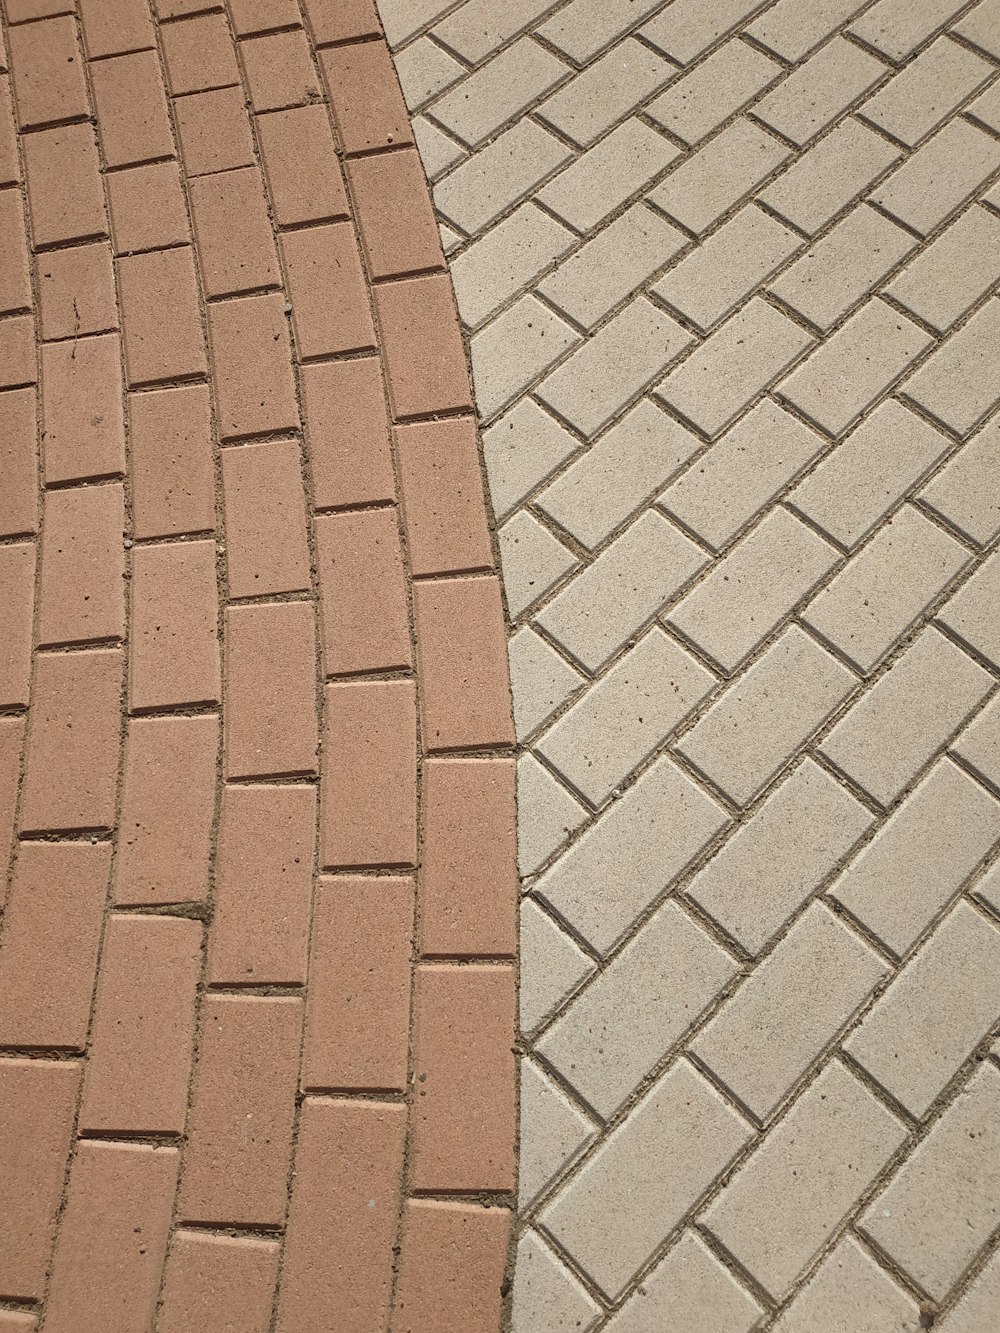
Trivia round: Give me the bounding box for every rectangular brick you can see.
[221,439,311,597]
[535,754,727,955]
[641,0,769,63]
[901,297,1000,437]
[347,147,443,281]
[114,714,218,906]
[106,160,190,252]
[37,241,116,341]
[40,336,124,486]
[802,505,968,674]
[209,783,315,986]
[538,0,661,61]
[678,626,857,807]
[539,119,680,234]
[668,509,838,673]
[862,1064,1000,1299]
[0,840,110,1048]
[410,962,516,1191]
[392,1201,511,1332]
[315,509,411,674]
[647,38,780,145]
[433,119,571,235]
[0,313,35,388]
[886,206,1000,334]
[179,995,302,1226]
[829,759,1000,957]
[0,190,31,315]
[0,542,33,707]
[695,903,886,1119]
[301,876,414,1090]
[241,29,320,113]
[22,124,106,246]
[703,1064,905,1298]
[537,628,715,806]
[539,898,736,1120]
[160,11,241,94]
[756,37,886,147]
[303,0,381,42]
[80,914,202,1134]
[209,292,299,439]
[0,77,15,186]
[174,85,255,178]
[860,36,992,147]
[431,34,568,148]
[189,167,279,299]
[469,293,579,422]
[0,718,23,899]
[394,34,465,111]
[414,574,514,749]
[0,1058,81,1300]
[129,383,214,539]
[787,401,949,548]
[779,299,932,437]
[538,299,692,438]
[650,118,788,236]
[536,511,706,672]
[537,38,672,149]
[20,649,123,833]
[225,601,318,778]
[231,0,300,32]
[920,416,1000,548]
[848,901,1000,1117]
[769,204,916,331]
[653,204,801,333]
[748,0,869,61]
[450,203,576,335]
[45,1142,178,1333]
[281,221,374,359]
[319,40,412,154]
[277,1099,406,1333]
[658,400,823,552]
[38,483,125,647]
[656,297,813,438]
[0,386,38,536]
[538,204,684,333]
[78,0,155,58]
[541,1062,751,1301]
[130,539,221,709]
[849,0,972,61]
[321,679,416,868]
[256,104,349,228]
[90,51,173,167]
[301,357,395,509]
[541,400,699,551]
[761,119,900,236]
[8,16,88,130]
[422,757,517,956]
[158,1233,280,1333]
[822,627,991,807]
[431,0,561,63]
[395,416,493,576]
[375,272,473,419]
[687,758,873,955]
[118,248,207,386]
[870,120,1000,237]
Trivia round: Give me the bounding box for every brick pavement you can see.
[379,0,1000,1328]
[0,4,515,1331]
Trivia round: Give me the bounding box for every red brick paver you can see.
[0,5,514,1331]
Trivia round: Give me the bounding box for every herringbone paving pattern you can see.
[380,0,1000,1326]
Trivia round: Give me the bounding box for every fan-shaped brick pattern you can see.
[378,0,1000,1327]
[0,4,515,1330]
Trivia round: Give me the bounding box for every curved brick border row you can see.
[0,3,516,1330]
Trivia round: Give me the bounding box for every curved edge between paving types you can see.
[0,3,517,1332]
